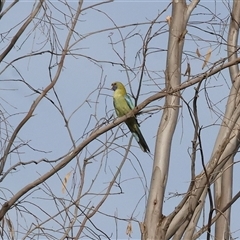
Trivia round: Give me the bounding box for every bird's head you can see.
[111,82,126,93]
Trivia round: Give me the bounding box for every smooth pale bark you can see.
[142,1,199,239]
[215,1,240,239]
[142,1,240,240]
[182,188,208,240]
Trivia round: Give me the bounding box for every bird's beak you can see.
[111,83,117,91]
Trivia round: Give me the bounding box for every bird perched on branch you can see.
[111,81,150,153]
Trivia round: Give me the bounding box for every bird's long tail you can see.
[132,128,150,153]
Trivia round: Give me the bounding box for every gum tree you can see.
[0,1,240,239]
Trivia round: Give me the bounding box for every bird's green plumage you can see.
[111,82,150,153]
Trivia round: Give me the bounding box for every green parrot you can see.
[111,81,150,153]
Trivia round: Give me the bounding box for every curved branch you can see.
[0,0,83,175]
[0,0,43,62]
[0,55,240,221]
[214,1,240,239]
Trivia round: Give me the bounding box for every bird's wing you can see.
[124,94,141,127]
[124,94,134,110]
